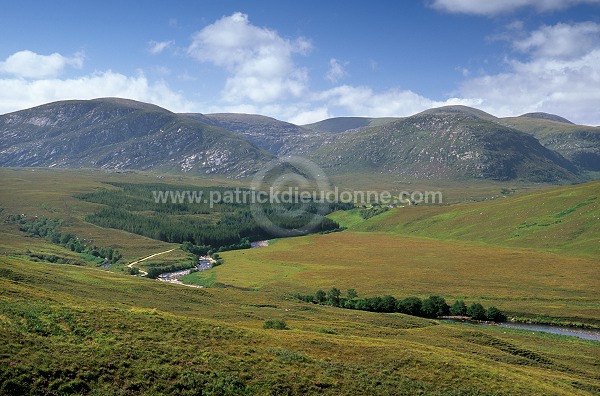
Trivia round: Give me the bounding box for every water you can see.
[442,319,600,341]
[497,322,600,341]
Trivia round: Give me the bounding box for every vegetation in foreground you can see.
[1,256,599,395]
[0,169,599,394]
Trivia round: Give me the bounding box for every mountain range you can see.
[1,98,598,183]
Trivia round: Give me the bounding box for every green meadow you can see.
[0,168,599,394]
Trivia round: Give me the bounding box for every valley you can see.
[0,100,599,395]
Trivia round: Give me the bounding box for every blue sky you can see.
[1,0,599,125]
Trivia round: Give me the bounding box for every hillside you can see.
[342,180,600,256]
[303,116,401,133]
[498,116,600,171]
[187,113,331,155]
[0,169,599,394]
[519,112,574,124]
[310,110,581,182]
[1,98,597,183]
[0,98,273,177]
[420,105,498,121]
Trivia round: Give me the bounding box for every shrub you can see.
[263,319,288,330]
[450,300,468,316]
[421,296,450,318]
[127,267,140,275]
[347,289,358,299]
[397,297,422,316]
[380,295,397,313]
[467,303,487,320]
[326,287,341,306]
[485,306,507,322]
[315,289,326,303]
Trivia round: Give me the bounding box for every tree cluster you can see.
[359,204,390,219]
[77,182,347,251]
[181,238,251,257]
[8,215,122,265]
[294,288,507,322]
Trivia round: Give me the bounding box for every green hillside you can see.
[2,253,599,395]
[498,116,600,171]
[1,168,599,394]
[345,180,600,256]
[310,111,580,182]
[303,116,401,133]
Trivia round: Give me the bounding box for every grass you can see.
[216,232,599,322]
[1,168,599,394]
[349,180,600,257]
[1,255,599,395]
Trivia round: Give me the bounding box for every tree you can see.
[146,267,163,279]
[365,297,383,312]
[127,267,140,275]
[420,296,450,318]
[347,289,358,299]
[354,299,369,311]
[380,295,397,313]
[397,297,422,316]
[467,303,487,320]
[326,287,341,306]
[485,306,506,322]
[450,300,468,316]
[343,299,357,309]
[315,289,326,304]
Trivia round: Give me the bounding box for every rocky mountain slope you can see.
[183,112,331,155]
[498,115,600,171]
[0,98,272,177]
[309,110,581,182]
[0,98,594,182]
[305,106,599,174]
[303,116,402,133]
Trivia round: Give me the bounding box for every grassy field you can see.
[213,232,599,322]
[0,168,243,260]
[0,168,599,394]
[202,181,599,322]
[1,255,599,395]
[345,180,600,257]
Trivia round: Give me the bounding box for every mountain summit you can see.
[0,98,272,177]
[0,98,590,182]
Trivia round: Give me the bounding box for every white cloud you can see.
[187,12,311,103]
[148,40,174,54]
[513,22,600,58]
[287,107,332,125]
[325,58,348,83]
[458,22,600,125]
[430,0,600,16]
[313,85,478,118]
[0,69,197,115]
[0,50,84,79]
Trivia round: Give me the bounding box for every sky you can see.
[1,0,599,125]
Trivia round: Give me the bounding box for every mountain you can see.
[310,109,581,182]
[498,116,600,171]
[0,98,273,177]
[420,105,498,121]
[183,112,330,155]
[0,98,591,183]
[518,112,574,124]
[303,116,401,133]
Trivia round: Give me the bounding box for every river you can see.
[442,319,600,341]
